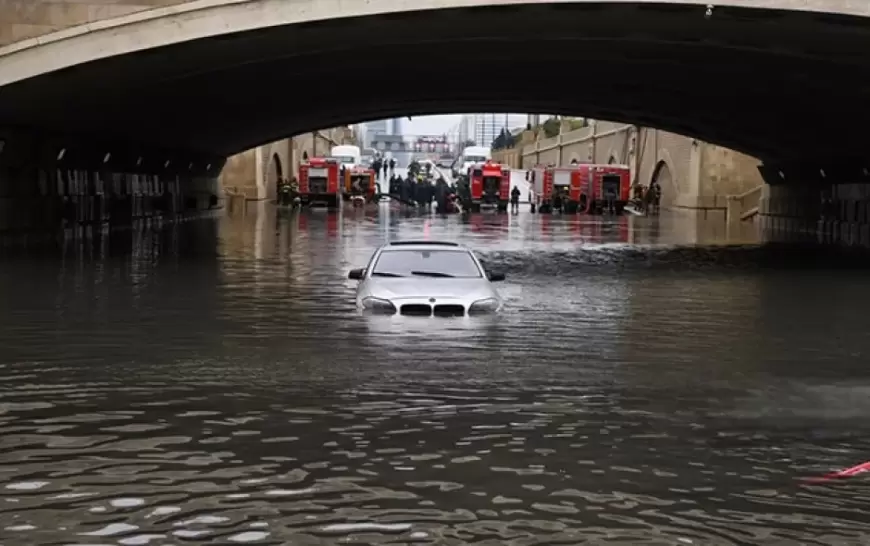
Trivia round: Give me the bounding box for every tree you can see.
[542,117,561,138]
[491,128,508,150]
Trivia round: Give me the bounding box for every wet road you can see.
[2,203,870,545]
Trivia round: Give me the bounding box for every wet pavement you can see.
[2,201,870,545]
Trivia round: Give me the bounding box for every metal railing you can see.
[726,184,763,222]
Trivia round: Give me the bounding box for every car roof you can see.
[379,241,470,252]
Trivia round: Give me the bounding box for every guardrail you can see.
[725,184,763,223]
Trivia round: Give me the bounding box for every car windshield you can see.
[333,156,356,164]
[465,156,487,163]
[372,249,482,278]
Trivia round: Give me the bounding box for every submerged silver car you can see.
[348,241,505,316]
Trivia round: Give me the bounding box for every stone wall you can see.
[491,147,521,168]
[219,128,354,201]
[510,120,764,215]
[0,0,191,46]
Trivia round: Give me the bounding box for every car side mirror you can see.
[348,268,364,280]
[487,271,505,282]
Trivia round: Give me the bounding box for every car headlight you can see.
[361,297,396,314]
[468,298,500,314]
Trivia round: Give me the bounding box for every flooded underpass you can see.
[2,203,870,545]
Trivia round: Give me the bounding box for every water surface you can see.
[1,204,869,545]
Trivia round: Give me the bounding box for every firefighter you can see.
[435,177,448,214]
[389,157,396,176]
[279,178,292,206]
[604,185,617,214]
[288,176,300,206]
[652,181,662,214]
[510,185,521,214]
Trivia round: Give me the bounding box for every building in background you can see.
[449,114,527,154]
[362,119,388,148]
[389,118,402,136]
[361,118,403,148]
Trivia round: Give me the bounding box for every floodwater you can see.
[2,200,870,545]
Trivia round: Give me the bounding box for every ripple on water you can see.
[1,213,870,543]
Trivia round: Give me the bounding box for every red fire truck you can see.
[530,165,584,214]
[531,163,631,214]
[466,160,510,212]
[298,157,341,208]
[580,164,631,214]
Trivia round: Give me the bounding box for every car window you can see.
[371,250,482,278]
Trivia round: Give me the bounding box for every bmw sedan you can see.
[348,241,505,316]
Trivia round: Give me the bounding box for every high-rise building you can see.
[389,118,402,135]
[474,114,506,149]
[362,119,388,148]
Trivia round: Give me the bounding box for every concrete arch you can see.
[650,159,677,207]
[0,0,867,163]
[1,0,864,89]
[1,0,866,83]
[266,152,283,200]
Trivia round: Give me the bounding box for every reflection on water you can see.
[1,204,870,545]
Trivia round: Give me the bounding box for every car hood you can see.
[368,278,495,300]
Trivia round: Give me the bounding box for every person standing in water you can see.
[510,185,521,213]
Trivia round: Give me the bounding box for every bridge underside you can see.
[0,2,867,174]
[0,1,868,242]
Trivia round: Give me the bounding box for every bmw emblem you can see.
[429,298,436,303]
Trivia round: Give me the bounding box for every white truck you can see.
[454,146,492,177]
[330,145,362,170]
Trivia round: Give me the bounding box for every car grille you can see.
[399,304,465,317]
[434,304,464,317]
[400,304,432,316]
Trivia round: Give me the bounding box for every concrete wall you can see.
[0,0,190,46]
[219,127,354,201]
[506,120,764,216]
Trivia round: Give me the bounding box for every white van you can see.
[456,146,492,176]
[331,145,361,170]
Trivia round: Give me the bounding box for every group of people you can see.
[371,156,396,179]
[388,172,458,213]
[632,181,662,214]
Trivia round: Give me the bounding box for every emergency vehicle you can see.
[580,164,631,214]
[343,166,378,203]
[528,165,550,213]
[529,165,583,214]
[465,160,510,212]
[298,157,341,208]
[530,163,631,214]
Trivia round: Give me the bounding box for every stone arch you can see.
[266,152,283,201]
[650,159,676,207]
